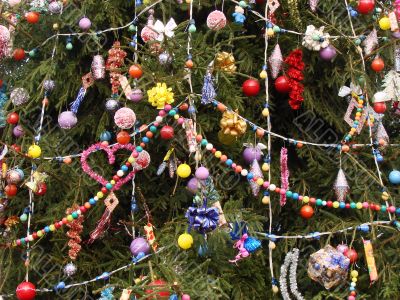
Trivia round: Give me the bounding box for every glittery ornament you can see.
[279,248,305,300]
[0,25,10,59]
[302,25,330,51]
[220,110,247,136]
[141,9,158,42]
[105,98,120,111]
[114,107,136,129]
[48,1,63,14]
[207,10,227,31]
[333,169,349,202]
[159,52,172,64]
[309,0,319,11]
[215,52,236,73]
[395,46,400,73]
[10,88,29,106]
[58,111,78,129]
[362,29,378,55]
[13,125,24,137]
[269,44,283,79]
[91,55,105,80]
[249,159,263,197]
[66,204,84,260]
[43,79,55,92]
[63,262,77,277]
[106,42,127,94]
[6,169,23,184]
[133,150,151,170]
[280,147,289,206]
[129,88,143,103]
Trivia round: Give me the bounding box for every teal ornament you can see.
[29,49,37,58]
[188,24,196,33]
[198,244,208,257]
[98,286,114,300]
[128,24,137,32]
[66,42,73,50]
[20,213,28,222]
[389,170,400,185]
[100,130,112,141]
[244,236,261,253]
[239,1,247,8]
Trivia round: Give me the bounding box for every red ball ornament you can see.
[300,205,314,219]
[160,125,174,140]
[7,112,19,124]
[34,182,47,196]
[357,0,375,14]
[242,79,260,97]
[371,57,384,73]
[13,48,25,61]
[129,64,143,79]
[344,248,358,263]
[274,76,291,94]
[5,184,17,197]
[25,11,40,24]
[16,281,36,300]
[11,144,21,152]
[117,131,131,145]
[145,279,170,298]
[373,102,386,114]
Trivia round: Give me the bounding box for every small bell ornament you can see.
[333,169,349,202]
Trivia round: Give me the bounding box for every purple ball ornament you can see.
[392,31,400,39]
[130,237,150,256]
[58,111,78,129]
[13,124,24,137]
[195,166,209,180]
[187,177,199,193]
[243,147,262,164]
[78,17,91,31]
[128,88,143,103]
[319,45,337,61]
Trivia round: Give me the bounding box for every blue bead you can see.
[396,208,400,215]
[121,165,129,172]
[44,226,50,232]
[142,137,149,143]
[89,198,96,205]
[292,193,299,200]
[56,281,65,290]
[381,205,387,212]
[131,204,137,211]
[350,287,355,291]
[136,146,143,152]
[263,191,270,196]
[350,202,356,209]
[314,263,320,270]
[358,224,369,232]
[226,159,233,166]
[105,183,113,190]
[136,252,145,260]
[247,172,254,180]
[339,202,346,209]
[169,294,178,300]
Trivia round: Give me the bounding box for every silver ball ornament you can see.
[48,1,63,14]
[63,263,77,277]
[105,98,120,112]
[159,52,172,64]
[43,80,56,93]
[58,111,78,129]
[10,88,29,106]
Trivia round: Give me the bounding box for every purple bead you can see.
[195,166,209,180]
[129,89,143,103]
[319,45,337,61]
[187,177,199,193]
[243,147,261,164]
[130,237,150,256]
[13,125,24,137]
[79,17,91,31]
[58,111,78,129]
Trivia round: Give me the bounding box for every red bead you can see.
[113,175,120,181]
[16,239,21,246]
[62,218,68,224]
[80,206,87,213]
[34,182,47,196]
[32,232,38,239]
[242,79,260,97]
[7,112,19,124]
[274,76,291,94]
[357,0,375,14]
[300,205,314,219]
[125,162,131,167]
[350,291,357,296]
[310,197,316,205]
[369,204,375,211]
[373,102,386,114]
[58,221,64,227]
[327,200,333,208]
[11,144,22,152]
[371,57,384,72]
[179,103,189,111]
[101,187,108,194]
[344,248,358,263]
[196,135,203,142]
[13,48,25,61]
[275,187,280,193]
[160,125,174,140]
[129,64,143,79]
[211,148,217,153]
[345,203,350,209]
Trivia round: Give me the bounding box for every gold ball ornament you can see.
[379,17,391,30]
[267,28,274,37]
[177,163,191,178]
[381,191,389,201]
[178,232,193,250]
[215,52,236,73]
[28,145,41,158]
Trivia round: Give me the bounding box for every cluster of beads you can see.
[348,270,359,300]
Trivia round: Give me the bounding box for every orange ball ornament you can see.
[341,145,350,153]
[5,184,18,197]
[129,65,143,79]
[117,131,130,144]
[300,205,314,219]
[179,103,189,111]
[13,48,25,61]
[26,11,40,24]
[217,103,226,112]
[371,57,384,73]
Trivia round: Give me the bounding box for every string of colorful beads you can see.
[348,270,358,300]
[343,93,366,145]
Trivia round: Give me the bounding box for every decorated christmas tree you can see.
[1,0,400,299]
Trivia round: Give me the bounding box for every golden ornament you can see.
[215,51,237,73]
[220,109,247,136]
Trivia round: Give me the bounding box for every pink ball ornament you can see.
[336,244,348,254]
[187,177,199,193]
[114,107,136,129]
[58,111,77,129]
[243,147,262,164]
[141,26,158,42]
[78,17,91,31]
[130,237,150,256]
[129,89,143,103]
[13,125,24,137]
[207,10,227,31]
[195,166,209,180]
[182,294,191,300]
[319,45,337,61]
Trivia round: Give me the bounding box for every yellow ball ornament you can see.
[259,70,267,79]
[351,270,359,277]
[28,144,41,158]
[379,17,391,30]
[178,232,193,250]
[262,163,269,172]
[262,108,269,117]
[177,163,191,178]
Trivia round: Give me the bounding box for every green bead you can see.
[312,34,320,41]
[357,76,365,85]
[382,37,389,42]
[381,205,387,212]
[66,43,73,50]
[188,24,196,33]
[286,191,293,198]
[29,50,36,58]
[239,1,247,8]
[350,202,356,209]
[354,39,361,45]
[316,199,323,206]
[128,25,137,32]
[150,125,157,133]
[20,213,28,222]
[71,212,78,219]
[273,25,280,33]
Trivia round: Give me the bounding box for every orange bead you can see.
[378,138,386,146]
[296,142,303,149]
[371,57,385,73]
[220,155,227,162]
[195,135,203,142]
[84,202,91,209]
[217,103,226,112]
[235,165,242,173]
[140,142,146,148]
[179,103,189,111]
[341,145,350,152]
[129,64,143,79]
[117,131,130,144]
[256,128,264,138]
[13,48,25,61]
[63,156,72,164]
[185,60,194,68]
[42,97,49,106]
[146,131,153,138]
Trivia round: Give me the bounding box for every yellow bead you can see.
[269,241,276,249]
[97,191,104,199]
[352,277,358,283]
[49,224,56,231]
[37,230,43,237]
[134,278,141,284]
[177,163,191,178]
[259,70,267,79]
[67,215,73,221]
[303,196,309,203]
[262,196,270,205]
[333,201,340,208]
[351,270,359,277]
[178,232,193,250]
[267,28,274,37]
[272,285,279,294]
[28,144,42,158]
[110,180,116,185]
[256,178,264,186]
[262,108,269,117]
[379,17,391,30]
[382,191,389,200]
[185,0,191,3]
[53,23,59,30]
[356,202,362,209]
[128,156,135,163]
[215,151,222,158]
[262,163,269,172]
[174,114,180,120]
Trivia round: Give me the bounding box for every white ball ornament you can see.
[241,169,248,177]
[269,184,276,191]
[155,116,163,123]
[117,170,124,177]
[206,143,213,150]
